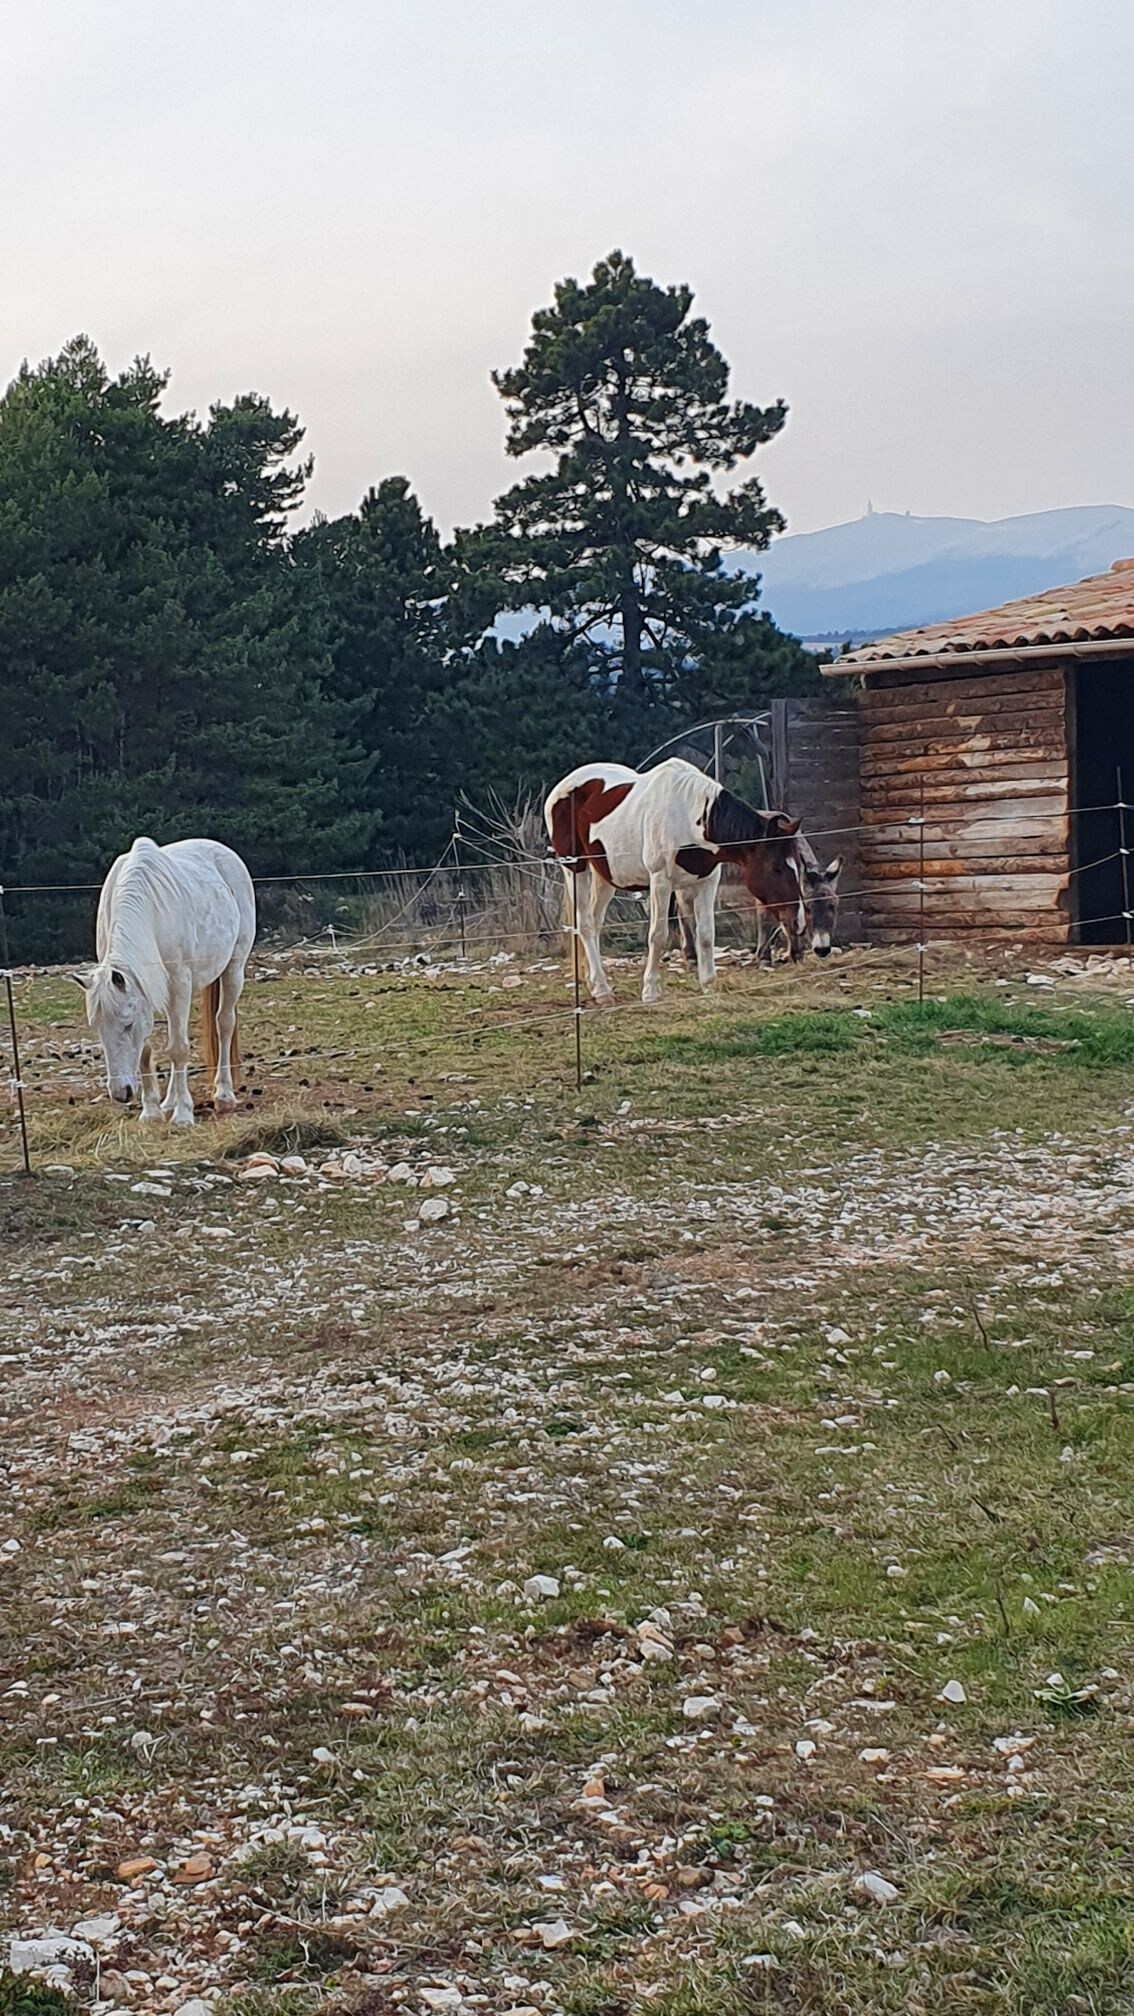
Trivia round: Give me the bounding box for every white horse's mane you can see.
[95,840,191,1016]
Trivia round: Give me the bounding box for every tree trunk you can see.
[620,575,643,695]
[612,355,644,696]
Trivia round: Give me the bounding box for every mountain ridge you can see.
[743,505,1134,638]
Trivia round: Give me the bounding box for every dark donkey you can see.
[676,833,842,964]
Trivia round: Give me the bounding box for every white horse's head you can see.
[74,964,155,1104]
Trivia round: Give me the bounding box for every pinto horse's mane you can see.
[703,786,776,849]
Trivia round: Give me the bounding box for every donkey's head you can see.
[73,964,154,1104]
[735,815,807,956]
[804,854,843,958]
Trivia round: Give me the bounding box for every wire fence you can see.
[4,791,1134,1177]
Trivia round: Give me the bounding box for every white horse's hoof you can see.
[170,1107,196,1128]
[593,990,616,1011]
[213,1095,237,1117]
[140,1105,164,1123]
[642,986,663,1007]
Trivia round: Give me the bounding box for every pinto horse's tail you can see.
[199,979,239,1085]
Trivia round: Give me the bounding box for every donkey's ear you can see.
[111,968,127,991]
[774,814,801,837]
[71,971,90,990]
[825,855,843,881]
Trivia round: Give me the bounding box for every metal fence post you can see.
[0,885,32,1176]
[1118,767,1132,962]
[571,860,583,1093]
[452,811,468,961]
[910,766,927,1007]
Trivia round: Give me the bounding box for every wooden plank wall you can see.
[857,663,1071,942]
[771,697,863,939]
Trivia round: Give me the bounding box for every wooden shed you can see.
[823,560,1134,945]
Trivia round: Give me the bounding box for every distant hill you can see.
[740,505,1134,639]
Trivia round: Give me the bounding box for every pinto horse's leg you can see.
[576,870,615,1006]
[691,877,718,989]
[213,960,245,1114]
[163,973,196,1126]
[756,903,778,967]
[139,1042,163,1122]
[642,872,671,1005]
[674,890,697,965]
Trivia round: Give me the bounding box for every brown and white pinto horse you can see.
[544,758,804,1006]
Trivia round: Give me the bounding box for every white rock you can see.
[532,1916,572,1949]
[522,1575,560,1602]
[174,2002,216,2016]
[72,1914,119,1943]
[860,1748,890,1765]
[637,1631,673,1664]
[131,1181,171,1197]
[602,1535,626,1551]
[682,1695,721,1723]
[279,1155,308,1175]
[387,1162,418,1184]
[312,1746,338,1767]
[741,1953,778,1970]
[939,1679,967,1705]
[370,1885,409,1916]
[10,1934,93,1973]
[794,1738,817,1760]
[419,1991,463,2012]
[421,1165,456,1187]
[418,1196,450,1224]
[854,1870,899,1905]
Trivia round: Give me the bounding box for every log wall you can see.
[857,663,1071,943]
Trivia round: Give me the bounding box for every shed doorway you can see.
[1072,662,1134,944]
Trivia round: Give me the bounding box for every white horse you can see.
[544,758,803,1005]
[76,837,256,1125]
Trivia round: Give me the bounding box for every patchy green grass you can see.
[0,1976,83,2016]
[4,947,1134,2012]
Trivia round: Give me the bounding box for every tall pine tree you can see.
[457,250,820,721]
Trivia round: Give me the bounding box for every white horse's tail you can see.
[200,978,239,1083]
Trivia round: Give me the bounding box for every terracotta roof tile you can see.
[827,558,1134,674]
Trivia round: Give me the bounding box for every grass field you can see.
[3,942,1134,2015]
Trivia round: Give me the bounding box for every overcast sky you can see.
[3,0,1131,538]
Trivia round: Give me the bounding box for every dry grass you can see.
[3,946,1134,2012]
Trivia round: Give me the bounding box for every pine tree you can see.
[458,250,819,715]
[295,478,449,861]
[0,338,364,957]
